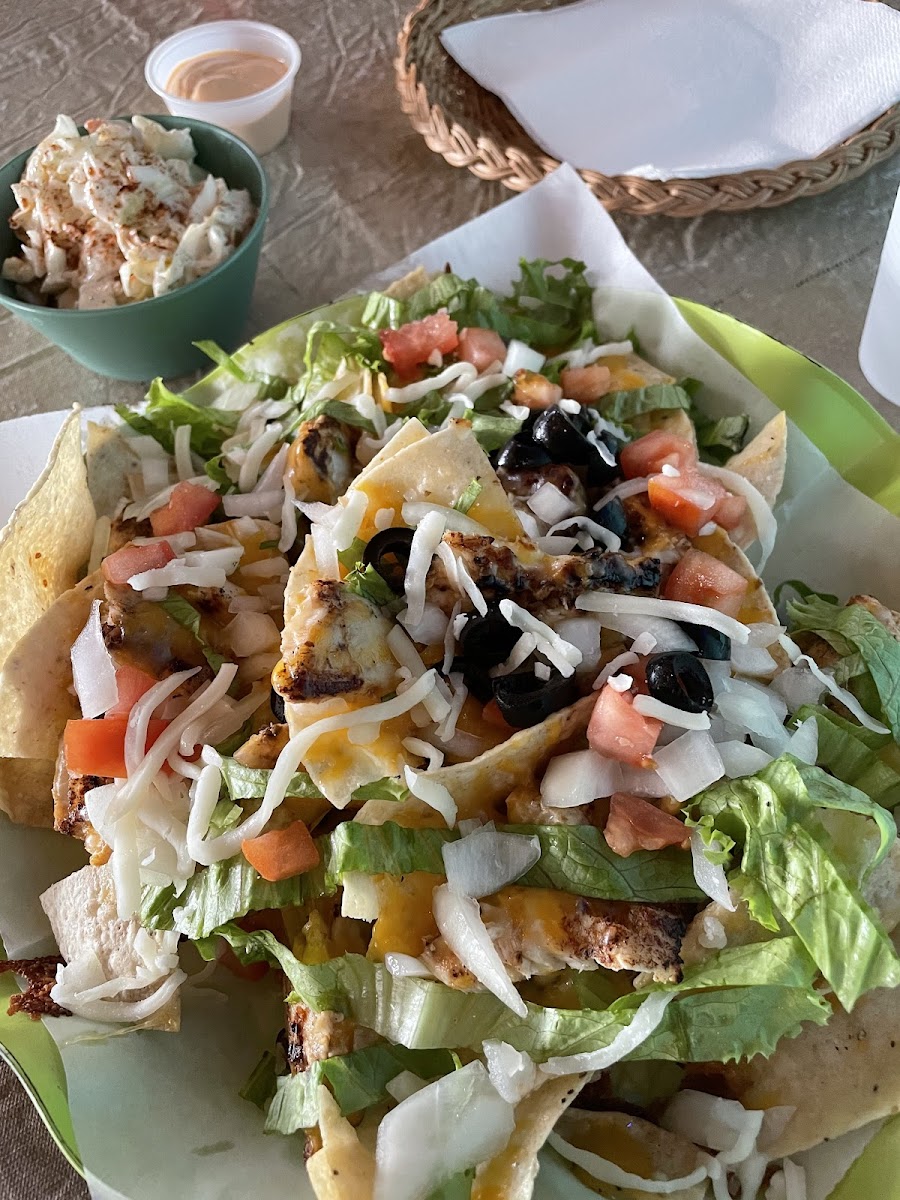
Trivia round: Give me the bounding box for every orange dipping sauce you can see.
[166,50,288,103]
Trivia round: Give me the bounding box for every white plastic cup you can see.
[859,184,900,407]
[145,20,301,156]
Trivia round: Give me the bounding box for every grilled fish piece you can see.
[421,888,686,988]
[288,415,354,506]
[273,579,396,704]
[426,532,660,617]
[285,1003,356,1074]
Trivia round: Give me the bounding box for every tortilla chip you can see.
[726,411,787,507]
[352,420,524,542]
[382,266,433,301]
[0,757,56,828]
[307,1085,375,1200]
[356,695,595,827]
[552,1109,708,1199]
[0,571,103,761]
[0,408,94,681]
[472,1074,588,1200]
[85,422,141,518]
[604,352,675,392]
[40,863,181,1032]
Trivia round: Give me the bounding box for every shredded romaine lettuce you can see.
[598,384,693,425]
[116,378,239,459]
[796,704,900,808]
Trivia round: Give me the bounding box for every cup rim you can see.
[145,20,302,110]
[0,114,269,320]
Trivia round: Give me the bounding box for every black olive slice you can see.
[450,656,494,703]
[458,606,522,669]
[594,497,629,542]
[531,407,592,465]
[361,527,415,594]
[496,433,553,472]
[492,669,579,728]
[645,652,714,714]
[677,622,732,661]
[270,685,286,725]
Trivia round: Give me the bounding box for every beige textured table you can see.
[1,2,899,1197]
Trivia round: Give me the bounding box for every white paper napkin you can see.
[441,0,900,180]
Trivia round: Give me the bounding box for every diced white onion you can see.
[225,611,280,657]
[576,593,749,644]
[554,616,603,675]
[690,829,736,911]
[546,1132,709,1194]
[385,1071,428,1104]
[534,662,551,681]
[592,476,649,511]
[442,828,541,898]
[373,1061,515,1200]
[385,362,477,405]
[632,632,658,656]
[502,338,546,376]
[527,482,578,525]
[543,991,674,1075]
[781,1160,808,1200]
[778,634,890,734]
[499,599,582,677]
[432,884,526,1016]
[662,1090,763,1156]
[599,613,697,653]
[402,737,444,772]
[311,522,339,580]
[374,507,395,531]
[71,599,118,719]
[700,464,777,573]
[385,952,433,979]
[238,556,289,579]
[403,766,457,827]
[400,602,449,646]
[716,740,773,778]
[618,763,670,797]
[653,730,725,802]
[222,490,282,520]
[715,678,788,751]
[483,1041,538,1104]
[787,715,818,765]
[340,872,381,921]
[546,514,621,552]
[541,748,622,807]
[404,511,446,627]
[698,913,728,950]
[731,643,778,677]
[634,694,711,730]
[608,673,633,692]
[769,665,826,712]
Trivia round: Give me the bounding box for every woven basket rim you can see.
[395,0,900,217]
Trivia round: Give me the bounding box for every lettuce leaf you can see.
[296,322,384,405]
[598,384,692,425]
[141,822,702,938]
[265,1044,454,1133]
[193,340,253,383]
[158,594,228,672]
[691,410,749,465]
[366,260,596,352]
[796,704,900,808]
[116,378,239,459]
[239,1050,278,1110]
[467,410,522,452]
[342,564,398,608]
[217,756,322,802]
[692,756,900,1010]
[787,597,900,741]
[213,926,828,1065]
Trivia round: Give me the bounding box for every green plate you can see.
[0,300,898,1195]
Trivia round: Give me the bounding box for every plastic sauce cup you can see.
[145,20,301,156]
[859,184,900,407]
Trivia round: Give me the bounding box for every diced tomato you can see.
[242,820,320,882]
[647,470,726,537]
[664,549,749,618]
[560,363,612,403]
[64,716,168,778]
[458,327,506,371]
[512,369,563,410]
[379,312,459,375]
[619,431,696,480]
[101,540,174,586]
[588,685,662,768]
[218,945,269,982]
[711,489,748,531]
[149,481,220,537]
[604,793,689,857]
[105,664,158,718]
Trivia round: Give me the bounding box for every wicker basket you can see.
[395,0,900,217]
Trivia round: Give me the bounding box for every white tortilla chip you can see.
[40,863,180,1033]
[726,410,787,507]
[307,1085,375,1200]
[0,757,56,829]
[85,422,141,519]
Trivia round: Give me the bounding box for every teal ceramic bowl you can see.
[0,115,269,381]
